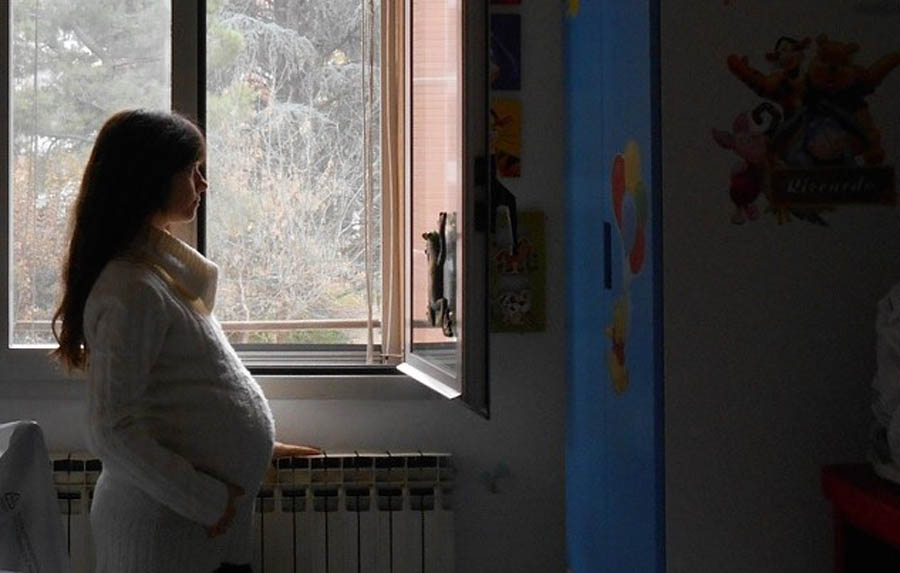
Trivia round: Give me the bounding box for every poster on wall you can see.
[491,98,522,177]
[490,210,545,332]
[490,14,521,90]
[606,140,649,395]
[713,34,900,225]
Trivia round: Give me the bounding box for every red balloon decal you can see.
[629,226,646,274]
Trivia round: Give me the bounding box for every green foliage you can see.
[208,20,244,73]
[205,0,383,345]
[11,0,169,343]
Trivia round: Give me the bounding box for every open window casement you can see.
[396,0,489,417]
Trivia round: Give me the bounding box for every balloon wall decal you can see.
[606,139,650,395]
[611,142,649,281]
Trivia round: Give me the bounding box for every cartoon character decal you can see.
[716,34,899,225]
[490,211,545,333]
[497,289,532,326]
[712,104,779,224]
[607,140,649,395]
[727,36,810,120]
[494,237,531,274]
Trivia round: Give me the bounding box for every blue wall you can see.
[565,1,663,571]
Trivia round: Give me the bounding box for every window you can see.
[1,0,488,415]
[204,1,383,351]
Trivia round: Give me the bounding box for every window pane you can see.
[410,0,462,377]
[206,1,382,347]
[10,0,170,345]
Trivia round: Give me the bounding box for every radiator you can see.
[49,451,455,573]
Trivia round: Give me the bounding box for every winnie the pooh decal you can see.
[715,35,900,225]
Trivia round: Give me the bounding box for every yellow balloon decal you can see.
[623,139,641,193]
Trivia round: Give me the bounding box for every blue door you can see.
[565,1,663,571]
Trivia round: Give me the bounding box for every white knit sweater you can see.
[82,226,276,572]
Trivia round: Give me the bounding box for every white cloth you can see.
[872,282,900,483]
[83,226,276,572]
[0,420,70,573]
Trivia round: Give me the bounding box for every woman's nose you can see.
[196,171,208,192]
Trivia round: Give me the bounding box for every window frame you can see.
[0,0,489,416]
[398,0,489,416]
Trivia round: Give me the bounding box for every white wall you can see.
[663,3,900,572]
[0,2,567,572]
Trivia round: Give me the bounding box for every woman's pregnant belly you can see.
[145,375,275,495]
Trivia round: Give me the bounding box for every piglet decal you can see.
[711,105,778,224]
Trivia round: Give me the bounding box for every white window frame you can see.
[0,0,489,416]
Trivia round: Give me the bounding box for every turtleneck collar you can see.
[127,225,219,314]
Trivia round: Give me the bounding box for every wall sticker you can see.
[491,98,522,177]
[606,140,649,395]
[714,34,900,225]
[490,210,545,332]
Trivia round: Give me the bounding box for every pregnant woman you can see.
[51,109,318,572]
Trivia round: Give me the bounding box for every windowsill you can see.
[0,372,442,401]
[256,373,441,400]
[0,348,444,401]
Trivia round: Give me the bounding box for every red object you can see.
[629,225,646,275]
[822,464,900,572]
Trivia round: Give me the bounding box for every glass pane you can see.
[410,0,462,377]
[206,1,382,347]
[10,0,171,345]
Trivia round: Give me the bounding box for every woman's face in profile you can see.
[162,160,208,225]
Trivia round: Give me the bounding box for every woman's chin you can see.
[170,212,197,225]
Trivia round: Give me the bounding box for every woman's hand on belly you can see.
[205,481,245,538]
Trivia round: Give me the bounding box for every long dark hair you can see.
[51,109,205,371]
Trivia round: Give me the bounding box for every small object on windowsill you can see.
[423,212,454,337]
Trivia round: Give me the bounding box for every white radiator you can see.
[49,452,455,573]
